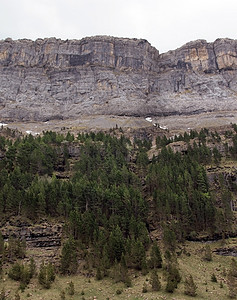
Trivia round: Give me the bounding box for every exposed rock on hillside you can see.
[0,220,62,248]
[0,36,237,121]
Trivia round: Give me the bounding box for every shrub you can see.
[116,289,122,295]
[211,273,217,282]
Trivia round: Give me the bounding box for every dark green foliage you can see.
[150,269,161,291]
[8,262,31,289]
[0,127,234,275]
[108,226,124,263]
[184,274,197,297]
[38,262,55,289]
[166,275,176,293]
[8,262,24,281]
[60,237,78,274]
[149,241,162,269]
[7,237,26,259]
[165,264,181,293]
[96,267,102,280]
[111,261,131,287]
[211,273,217,282]
[127,238,146,270]
[163,227,176,252]
[203,245,212,261]
[116,289,122,295]
[29,258,36,278]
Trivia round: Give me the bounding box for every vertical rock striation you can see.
[0,36,237,121]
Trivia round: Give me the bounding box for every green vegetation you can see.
[0,125,236,299]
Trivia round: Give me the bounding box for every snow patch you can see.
[145,117,152,122]
[26,130,39,136]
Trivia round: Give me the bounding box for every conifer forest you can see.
[0,125,236,299]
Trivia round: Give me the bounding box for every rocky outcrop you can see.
[0,220,62,248]
[0,36,237,121]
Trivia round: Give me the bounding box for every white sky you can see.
[1,0,237,53]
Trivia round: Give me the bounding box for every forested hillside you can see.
[0,125,236,299]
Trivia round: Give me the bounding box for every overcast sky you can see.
[1,0,237,53]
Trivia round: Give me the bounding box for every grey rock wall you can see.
[0,36,237,121]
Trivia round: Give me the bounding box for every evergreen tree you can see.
[129,239,146,270]
[203,244,212,261]
[60,237,78,274]
[108,226,124,263]
[150,269,161,291]
[29,258,36,278]
[163,227,176,252]
[150,241,162,269]
[96,267,103,280]
[211,273,217,282]
[38,262,55,289]
[184,274,197,297]
[165,264,181,293]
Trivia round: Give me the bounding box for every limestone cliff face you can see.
[0,36,237,121]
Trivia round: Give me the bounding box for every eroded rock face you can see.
[0,36,237,121]
[0,220,62,248]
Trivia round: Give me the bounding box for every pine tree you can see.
[203,244,212,261]
[108,226,124,263]
[60,237,78,274]
[150,269,161,291]
[184,274,197,297]
[163,227,176,252]
[211,273,217,282]
[29,258,36,278]
[165,274,176,293]
[150,241,162,268]
[165,263,181,293]
[96,267,102,280]
[38,262,55,289]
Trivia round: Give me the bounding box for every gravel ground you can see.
[2,111,237,135]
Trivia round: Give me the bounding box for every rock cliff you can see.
[0,36,237,121]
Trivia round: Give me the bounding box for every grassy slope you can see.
[0,239,236,300]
